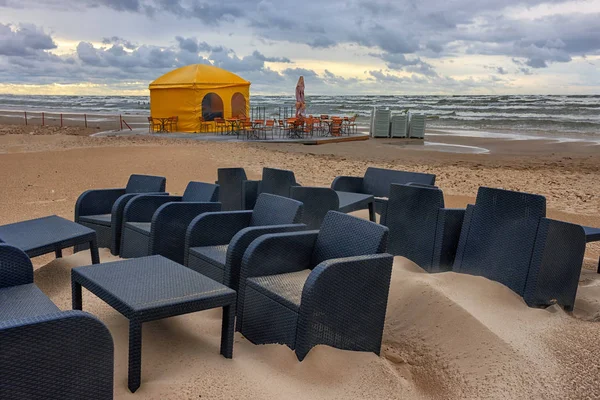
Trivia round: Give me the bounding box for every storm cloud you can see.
[1,0,600,93]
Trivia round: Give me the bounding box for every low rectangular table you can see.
[71,255,237,392]
[0,215,99,264]
[336,191,376,221]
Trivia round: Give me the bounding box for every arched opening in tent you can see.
[231,92,246,118]
[202,93,224,121]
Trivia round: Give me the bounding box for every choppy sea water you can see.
[0,94,598,140]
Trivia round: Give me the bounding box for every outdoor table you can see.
[154,117,171,133]
[336,191,376,222]
[225,118,240,135]
[0,215,99,264]
[72,255,237,393]
[288,119,304,139]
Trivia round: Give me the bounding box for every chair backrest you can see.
[0,244,34,289]
[311,211,389,267]
[217,168,248,211]
[250,193,303,227]
[453,187,546,296]
[125,174,166,194]
[290,186,339,230]
[382,184,444,266]
[182,181,220,202]
[259,167,298,198]
[363,167,436,198]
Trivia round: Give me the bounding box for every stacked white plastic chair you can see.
[371,108,391,138]
[409,113,426,139]
[390,114,408,138]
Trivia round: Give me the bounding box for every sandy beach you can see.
[1,124,599,399]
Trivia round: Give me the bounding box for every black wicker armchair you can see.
[453,187,586,310]
[238,211,393,361]
[0,244,114,399]
[242,167,299,209]
[119,181,221,263]
[184,193,306,293]
[75,174,166,255]
[380,183,464,272]
[331,167,436,220]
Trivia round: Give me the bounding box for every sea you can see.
[0,94,599,141]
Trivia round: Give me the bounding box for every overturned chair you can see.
[380,183,465,272]
[120,182,221,263]
[184,193,305,293]
[0,244,114,399]
[453,187,586,310]
[237,211,393,361]
[75,174,167,255]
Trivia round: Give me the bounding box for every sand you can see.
[1,125,600,398]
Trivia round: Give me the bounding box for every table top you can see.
[335,191,374,213]
[0,215,95,254]
[583,226,600,243]
[72,255,236,319]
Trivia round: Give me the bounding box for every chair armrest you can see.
[110,192,168,255]
[0,244,33,288]
[296,253,394,361]
[242,180,260,210]
[331,176,364,193]
[0,310,114,399]
[525,218,586,310]
[237,230,319,330]
[452,204,475,272]
[75,188,126,220]
[123,195,183,223]
[184,211,253,261]
[432,208,466,272]
[149,202,221,264]
[379,198,389,225]
[225,223,307,291]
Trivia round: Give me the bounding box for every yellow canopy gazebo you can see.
[149,64,250,133]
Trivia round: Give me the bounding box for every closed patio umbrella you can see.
[295,76,305,118]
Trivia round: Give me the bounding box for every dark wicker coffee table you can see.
[0,215,99,264]
[71,255,237,392]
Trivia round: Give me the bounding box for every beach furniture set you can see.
[1,169,598,398]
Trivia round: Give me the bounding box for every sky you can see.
[0,0,599,95]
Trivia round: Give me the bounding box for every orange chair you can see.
[242,120,255,139]
[262,119,275,139]
[330,118,343,137]
[198,117,210,133]
[214,117,227,134]
[147,117,161,133]
[168,116,178,132]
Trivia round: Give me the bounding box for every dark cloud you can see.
[102,36,137,50]
[0,23,56,57]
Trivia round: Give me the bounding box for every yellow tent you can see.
[149,64,251,133]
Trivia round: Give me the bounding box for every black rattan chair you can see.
[242,167,299,209]
[238,211,393,361]
[120,182,221,263]
[380,183,464,272]
[0,244,114,399]
[331,167,436,220]
[75,174,166,255]
[453,187,586,310]
[216,168,248,211]
[184,193,305,293]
